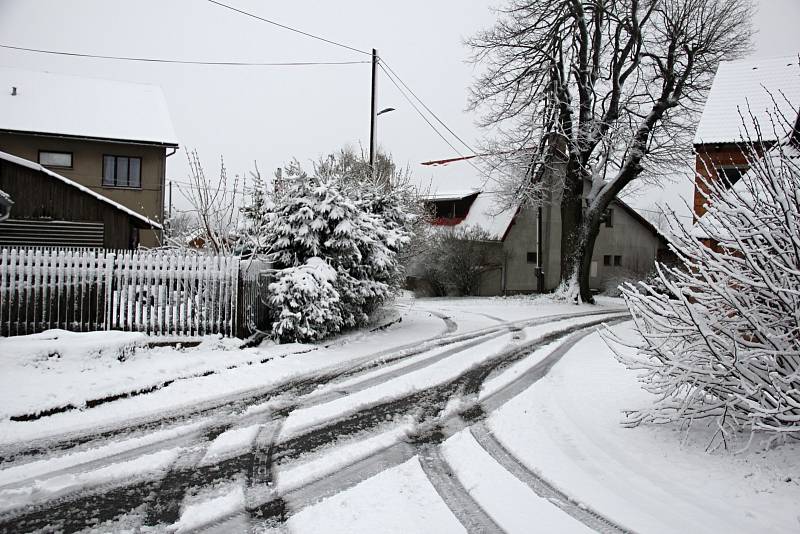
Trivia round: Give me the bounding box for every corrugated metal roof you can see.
[694,55,800,145]
[0,67,178,146]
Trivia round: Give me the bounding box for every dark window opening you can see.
[603,255,612,266]
[39,151,73,169]
[527,252,537,264]
[604,208,614,228]
[614,255,622,266]
[103,155,142,188]
[717,166,748,187]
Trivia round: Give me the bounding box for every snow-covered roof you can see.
[0,67,178,146]
[458,192,517,240]
[0,149,162,229]
[420,189,480,201]
[694,55,800,145]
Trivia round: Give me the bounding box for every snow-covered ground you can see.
[276,316,799,534]
[487,322,800,533]
[2,297,796,533]
[0,304,447,445]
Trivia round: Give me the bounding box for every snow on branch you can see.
[608,111,800,446]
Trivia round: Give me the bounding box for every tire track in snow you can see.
[0,309,610,471]
[0,311,626,532]
[416,442,503,533]
[470,423,632,534]
[0,308,480,466]
[240,314,628,524]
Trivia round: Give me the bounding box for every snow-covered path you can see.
[2,297,793,533]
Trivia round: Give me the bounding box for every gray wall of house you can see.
[484,200,661,295]
[501,207,540,294]
[0,132,168,247]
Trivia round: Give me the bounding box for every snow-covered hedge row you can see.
[612,137,800,442]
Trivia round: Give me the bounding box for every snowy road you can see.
[0,299,632,533]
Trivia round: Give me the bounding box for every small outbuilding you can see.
[0,150,161,249]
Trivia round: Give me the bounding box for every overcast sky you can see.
[1,0,798,217]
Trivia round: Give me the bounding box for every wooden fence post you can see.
[104,251,115,330]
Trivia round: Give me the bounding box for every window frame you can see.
[102,154,143,189]
[38,150,73,169]
[614,255,622,266]
[716,165,749,187]
[526,251,537,264]
[604,208,614,228]
[603,255,612,266]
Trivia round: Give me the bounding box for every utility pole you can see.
[369,48,378,175]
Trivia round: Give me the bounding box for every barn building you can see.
[0,150,161,249]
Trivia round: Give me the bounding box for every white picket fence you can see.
[0,247,241,337]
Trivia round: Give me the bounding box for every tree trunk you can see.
[576,209,603,304]
[560,161,585,285]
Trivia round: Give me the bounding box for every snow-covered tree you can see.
[468,0,754,302]
[611,122,800,444]
[254,151,413,342]
[269,258,342,343]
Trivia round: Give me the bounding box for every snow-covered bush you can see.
[251,153,413,342]
[611,132,800,442]
[268,258,341,343]
[415,227,503,296]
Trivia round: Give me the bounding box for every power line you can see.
[378,63,467,159]
[379,62,511,190]
[381,60,477,155]
[206,0,371,57]
[0,44,369,67]
[379,57,525,191]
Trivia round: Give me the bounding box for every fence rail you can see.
[0,247,249,337]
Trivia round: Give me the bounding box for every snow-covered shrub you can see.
[268,258,341,343]
[415,226,503,296]
[250,153,413,342]
[599,268,649,298]
[612,134,800,442]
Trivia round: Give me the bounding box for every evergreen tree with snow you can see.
[256,150,413,342]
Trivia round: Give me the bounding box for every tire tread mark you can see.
[416,443,503,534]
[470,423,633,534]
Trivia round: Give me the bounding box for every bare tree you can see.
[179,150,246,255]
[468,0,754,302]
[608,112,800,447]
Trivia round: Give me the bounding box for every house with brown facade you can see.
[693,55,800,219]
[0,67,178,247]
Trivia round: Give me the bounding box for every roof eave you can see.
[0,128,179,148]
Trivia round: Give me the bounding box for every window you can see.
[614,255,622,266]
[526,252,537,264]
[604,208,614,228]
[103,155,142,188]
[39,151,72,169]
[716,166,748,187]
[603,255,612,266]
